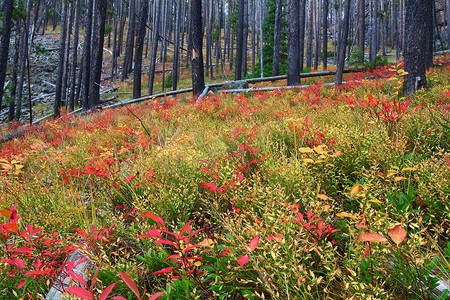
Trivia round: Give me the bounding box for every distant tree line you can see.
[0,0,439,122]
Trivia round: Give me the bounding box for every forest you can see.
[0,0,449,299]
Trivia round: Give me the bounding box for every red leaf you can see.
[17,280,26,289]
[66,287,94,300]
[142,213,164,225]
[99,282,117,300]
[69,271,88,286]
[145,169,154,180]
[358,232,388,243]
[156,239,178,248]
[119,272,140,298]
[183,244,202,252]
[179,221,193,236]
[137,229,162,239]
[13,258,24,269]
[249,235,259,252]
[238,255,249,267]
[111,297,127,300]
[153,267,173,275]
[149,291,167,300]
[200,167,211,173]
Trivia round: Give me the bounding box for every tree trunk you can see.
[133,0,149,99]
[242,0,249,77]
[82,0,93,110]
[322,0,329,70]
[235,0,245,80]
[272,0,283,76]
[288,0,301,85]
[299,0,306,72]
[54,1,68,118]
[0,0,14,111]
[148,0,162,95]
[357,0,365,62]
[172,0,182,90]
[191,0,205,95]
[306,1,313,69]
[403,0,430,95]
[121,0,136,80]
[89,0,107,108]
[335,0,350,85]
[370,0,378,61]
[69,0,80,111]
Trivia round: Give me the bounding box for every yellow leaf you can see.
[318,194,329,201]
[0,159,9,163]
[388,77,398,81]
[302,158,314,163]
[336,212,358,219]
[369,199,384,204]
[394,176,406,181]
[299,147,314,153]
[10,160,20,165]
[194,261,202,267]
[330,151,342,157]
[350,184,364,195]
[313,145,327,154]
[314,160,325,164]
[401,167,417,172]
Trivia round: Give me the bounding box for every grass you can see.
[0,56,450,299]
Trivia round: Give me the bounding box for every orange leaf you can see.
[0,209,11,219]
[358,232,388,243]
[388,225,406,246]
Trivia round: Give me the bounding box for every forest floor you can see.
[0,51,449,299]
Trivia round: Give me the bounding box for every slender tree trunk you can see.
[69,0,80,111]
[148,0,162,95]
[172,0,182,90]
[242,0,249,77]
[82,0,93,110]
[235,0,245,80]
[314,0,321,70]
[118,0,126,57]
[306,1,313,69]
[191,0,205,95]
[335,0,350,85]
[272,0,282,76]
[322,0,329,70]
[370,0,378,61]
[54,1,68,118]
[299,0,306,72]
[133,0,149,99]
[89,0,107,108]
[358,0,365,62]
[16,1,31,122]
[288,0,301,85]
[121,0,136,80]
[0,0,14,110]
[259,0,264,77]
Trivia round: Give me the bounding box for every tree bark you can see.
[82,0,93,110]
[0,0,14,111]
[133,0,149,99]
[121,0,136,80]
[69,0,80,111]
[272,0,283,76]
[89,0,107,108]
[403,0,430,95]
[322,0,329,70]
[306,1,313,69]
[287,0,301,85]
[335,0,350,86]
[191,0,206,95]
[235,0,245,80]
[369,0,378,61]
[357,0,365,62]
[148,0,162,95]
[54,1,68,118]
[172,0,182,90]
